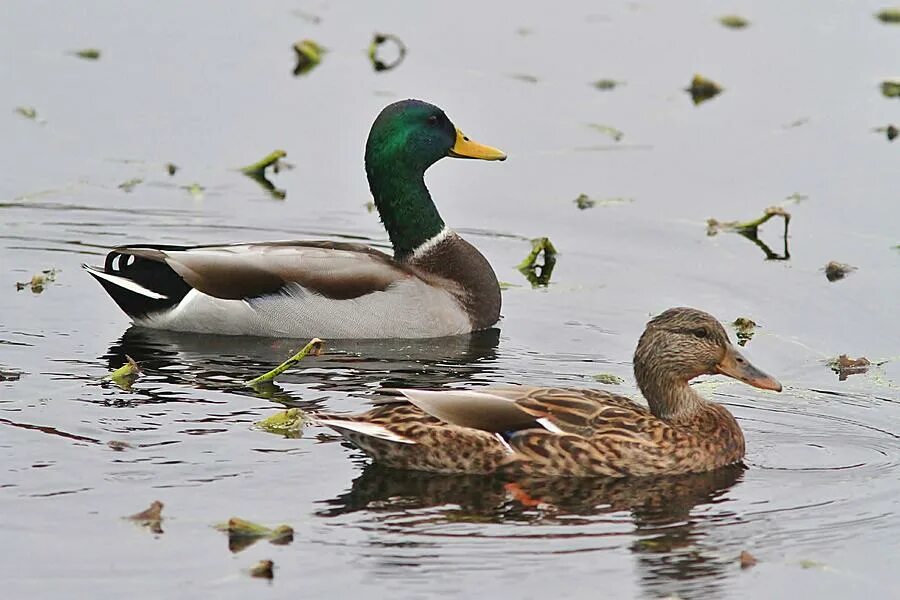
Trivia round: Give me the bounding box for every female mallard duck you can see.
[83,100,506,338]
[316,308,783,477]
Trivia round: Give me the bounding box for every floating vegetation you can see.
[118,178,143,193]
[293,39,323,76]
[591,373,624,385]
[686,74,723,105]
[828,355,871,381]
[799,559,828,570]
[215,517,294,553]
[732,317,757,347]
[783,192,808,204]
[783,116,810,129]
[256,408,306,438]
[239,150,288,199]
[739,550,758,569]
[291,8,322,24]
[70,48,101,60]
[250,559,275,580]
[0,368,23,382]
[364,201,376,213]
[517,237,557,288]
[881,80,900,98]
[707,206,791,260]
[107,440,132,451]
[165,162,178,176]
[586,123,624,142]
[368,33,407,72]
[14,105,44,123]
[183,183,204,200]
[875,8,900,23]
[16,268,59,293]
[498,281,522,290]
[824,261,856,282]
[246,338,324,387]
[573,193,633,210]
[592,79,622,91]
[126,500,164,534]
[874,124,899,141]
[105,355,141,391]
[719,15,750,29]
[509,73,539,83]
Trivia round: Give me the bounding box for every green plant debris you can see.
[573,194,633,210]
[250,559,275,579]
[707,206,790,237]
[498,281,522,290]
[16,268,59,293]
[718,15,750,29]
[874,124,899,141]
[591,373,624,385]
[107,440,133,451]
[165,162,178,176]
[509,73,539,83]
[183,183,204,200]
[364,201,376,213]
[246,338,324,387]
[240,150,287,177]
[828,354,871,381]
[517,237,557,288]
[783,192,808,204]
[881,80,900,98]
[291,8,322,24]
[686,74,723,105]
[740,550,758,569]
[126,500,164,534]
[799,559,828,570]
[105,355,141,390]
[71,48,101,60]
[215,517,294,553]
[118,178,143,193]
[368,33,407,72]
[14,106,44,123]
[256,408,306,437]
[824,261,856,282]
[586,123,624,141]
[293,39,323,76]
[592,79,622,91]
[732,317,757,347]
[876,8,900,23]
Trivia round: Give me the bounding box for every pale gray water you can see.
[1,1,899,598]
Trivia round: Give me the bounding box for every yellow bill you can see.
[449,128,507,161]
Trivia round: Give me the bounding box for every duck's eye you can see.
[427,114,439,126]
[692,328,708,339]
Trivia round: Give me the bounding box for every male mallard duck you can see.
[83,100,506,338]
[316,308,783,477]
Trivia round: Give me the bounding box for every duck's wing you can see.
[83,240,414,317]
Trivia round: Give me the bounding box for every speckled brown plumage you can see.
[317,307,782,477]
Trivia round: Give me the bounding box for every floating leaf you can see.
[707,206,790,237]
[498,281,522,290]
[16,268,59,293]
[107,440,132,451]
[71,48,101,60]
[215,517,294,553]
[827,355,870,381]
[586,123,624,141]
[368,33,407,72]
[250,559,274,579]
[364,201,376,213]
[126,500,164,534]
[240,150,287,177]
[14,106,44,123]
[875,8,900,23]
[165,162,178,176]
[799,559,828,570]
[783,192,808,204]
[591,373,624,385]
[592,79,622,91]
[719,15,750,29]
[881,80,900,98]
[246,338,324,387]
[183,183,204,200]
[824,261,856,282]
[105,355,142,390]
[509,73,539,83]
[517,237,557,288]
[874,124,899,141]
[574,194,595,210]
[118,178,143,193]
[739,550,758,569]
[731,317,757,347]
[293,40,323,76]
[686,74,723,105]
[256,408,306,438]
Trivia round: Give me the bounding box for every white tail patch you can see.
[317,419,416,444]
[82,265,168,300]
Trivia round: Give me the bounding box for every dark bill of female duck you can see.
[82,99,507,338]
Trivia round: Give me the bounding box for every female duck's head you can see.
[364,100,506,257]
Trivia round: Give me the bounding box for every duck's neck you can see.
[635,370,707,422]
[365,157,445,259]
